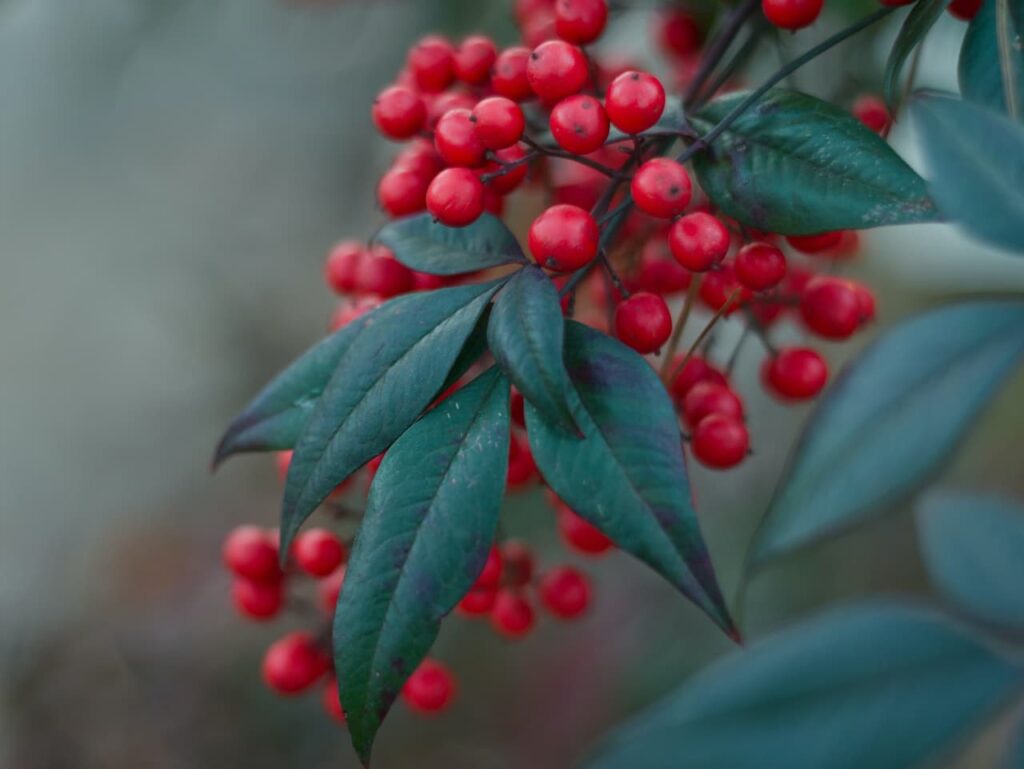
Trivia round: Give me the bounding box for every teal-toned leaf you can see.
[1005,719,1024,769]
[884,0,947,108]
[375,213,527,276]
[960,0,1024,119]
[525,321,734,636]
[335,367,510,765]
[587,603,1023,769]
[281,280,503,554]
[487,266,578,434]
[752,301,1024,566]
[917,491,1024,628]
[689,89,938,234]
[911,91,1024,252]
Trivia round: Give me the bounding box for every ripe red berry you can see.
[786,231,844,254]
[631,158,692,218]
[527,40,589,102]
[491,589,536,638]
[275,450,292,481]
[539,566,591,618]
[372,86,426,140]
[293,528,346,577]
[324,240,365,294]
[614,292,672,353]
[261,632,329,695]
[434,108,487,168]
[682,382,744,428]
[630,237,692,295]
[528,204,600,271]
[458,587,498,615]
[453,35,497,84]
[223,526,280,583]
[475,545,504,589]
[322,678,346,724]
[669,212,730,272]
[851,281,876,323]
[426,168,486,227]
[556,503,614,554]
[507,432,538,488]
[510,387,527,427]
[484,144,530,195]
[764,347,829,400]
[657,10,702,57]
[948,0,982,19]
[555,0,608,44]
[492,46,534,101]
[605,71,666,134]
[393,138,445,179]
[357,246,414,298]
[691,415,749,469]
[232,577,284,620]
[852,94,892,134]
[402,659,456,713]
[668,355,728,402]
[800,276,864,339]
[317,566,346,614]
[699,263,749,314]
[550,94,610,154]
[407,36,456,93]
[330,297,381,332]
[762,0,823,28]
[471,97,525,150]
[377,168,429,217]
[735,241,787,291]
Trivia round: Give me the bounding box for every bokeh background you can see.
[2,1,1023,767]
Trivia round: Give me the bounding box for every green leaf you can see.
[1005,719,1024,769]
[911,91,1024,252]
[487,266,578,434]
[752,301,1024,566]
[884,0,947,109]
[917,491,1024,629]
[281,280,504,554]
[375,213,527,276]
[587,603,1023,769]
[335,367,510,765]
[960,0,1024,119]
[689,88,938,235]
[525,321,735,637]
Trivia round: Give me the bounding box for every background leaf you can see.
[917,491,1024,628]
[911,91,1024,252]
[586,603,1023,769]
[884,0,947,108]
[752,301,1024,566]
[526,321,734,637]
[487,266,578,434]
[280,280,503,553]
[336,368,510,765]
[375,213,527,276]
[960,0,1024,119]
[1004,718,1024,769]
[689,89,937,234]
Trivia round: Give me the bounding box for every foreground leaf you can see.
[488,266,578,434]
[375,213,527,276]
[587,603,1023,769]
[689,88,937,234]
[526,321,734,636]
[336,368,510,765]
[752,301,1024,565]
[884,0,947,108]
[917,491,1024,628]
[960,0,1024,119]
[281,280,503,553]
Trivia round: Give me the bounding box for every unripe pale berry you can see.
[763,347,829,400]
[735,241,787,291]
[490,589,536,638]
[453,35,497,85]
[614,292,673,353]
[261,632,329,695]
[555,0,608,44]
[402,659,456,713]
[434,108,487,168]
[426,167,486,227]
[631,158,692,218]
[669,212,730,272]
[605,71,666,134]
[539,566,591,618]
[762,0,823,29]
[692,415,749,469]
[292,528,346,577]
[492,47,534,101]
[527,40,589,102]
[528,204,600,271]
[407,36,456,92]
[471,97,525,150]
[549,94,610,154]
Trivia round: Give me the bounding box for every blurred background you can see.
[2,1,1023,767]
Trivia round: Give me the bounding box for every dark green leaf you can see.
[587,603,1023,769]
[281,280,503,554]
[911,91,1024,252]
[689,88,938,234]
[375,213,527,276]
[917,491,1024,628]
[335,368,510,765]
[752,301,1024,566]
[525,321,734,637]
[488,266,578,434]
[1005,719,1024,769]
[960,0,1024,119]
[884,0,947,108]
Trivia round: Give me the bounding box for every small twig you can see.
[683,0,761,108]
[599,252,630,298]
[667,288,742,386]
[660,275,703,379]
[479,150,540,183]
[724,324,752,377]
[997,0,1021,120]
[521,135,620,177]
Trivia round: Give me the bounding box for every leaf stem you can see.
[684,0,762,108]
[997,0,1021,121]
[660,275,703,379]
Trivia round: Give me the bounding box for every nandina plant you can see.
[214,0,1024,766]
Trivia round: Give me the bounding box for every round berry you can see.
[454,35,497,85]
[786,231,844,254]
[324,240,365,294]
[372,86,426,140]
[491,589,536,638]
[762,0,823,29]
[699,263,749,314]
[539,566,591,618]
[507,432,538,488]
[500,540,535,587]
[631,238,693,295]
[317,566,346,614]
[232,577,284,620]
[682,382,744,428]
[510,387,527,427]
[426,167,486,227]
[549,94,610,154]
[356,246,414,298]
[458,587,497,616]
[555,0,608,44]
[322,678,346,724]
[605,71,666,134]
[223,526,280,583]
[377,168,429,217]
[631,158,692,218]
[851,281,876,323]
[669,212,730,272]
[668,355,728,402]
[948,0,982,19]
[492,46,533,101]
[615,292,672,353]
[402,659,456,713]
[735,241,787,291]
[800,276,864,339]
[658,10,702,57]
[393,138,445,179]
[434,108,487,168]
[692,415,749,469]
[261,632,329,695]
[293,528,346,577]
[764,347,828,400]
[556,503,613,554]
[407,36,456,92]
[852,95,891,134]
[484,144,530,195]
[471,97,525,150]
[527,40,589,102]
[475,545,503,589]
[528,204,600,271]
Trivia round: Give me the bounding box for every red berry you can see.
[528,204,599,271]
[357,246,414,298]
[682,382,744,428]
[851,281,876,323]
[223,526,280,583]
[550,94,610,154]
[852,95,892,134]
[657,10,702,57]
[321,677,346,724]
[630,237,692,295]
[500,540,535,587]
[507,432,538,488]
[800,276,863,339]
[330,297,381,332]
[261,632,329,695]
[786,231,844,254]
[393,138,445,179]
[556,503,613,554]
[275,450,292,481]
[434,108,487,168]
[605,71,666,134]
[475,545,503,589]
[372,86,426,140]
[764,347,828,400]
[948,0,982,19]
[555,0,608,44]
[471,97,525,150]
[232,577,284,620]
[324,240,365,294]
[539,566,591,618]
[668,355,728,402]
[699,263,749,314]
[492,46,534,101]
[426,168,486,227]
[527,40,589,102]
[378,168,429,217]
[691,415,749,469]
[735,241,787,292]
[293,528,346,577]
[426,91,476,130]
[614,292,672,353]
[318,566,346,614]
[407,36,456,93]
[669,213,730,272]
[490,589,536,638]
[454,35,497,85]
[762,0,823,28]
[510,387,527,427]
[458,587,498,615]
[631,158,692,219]
[484,144,531,195]
[402,659,456,713]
